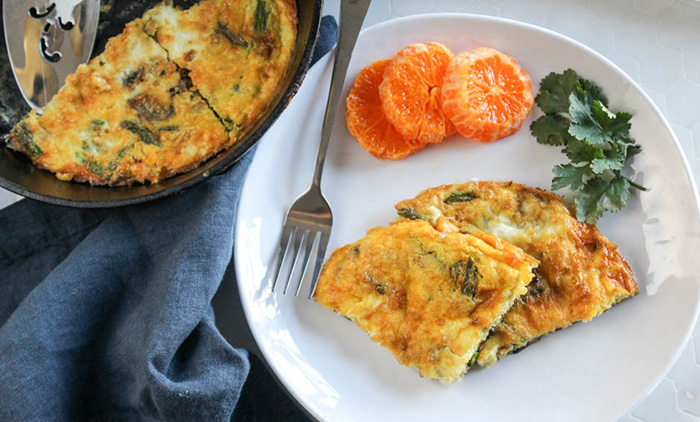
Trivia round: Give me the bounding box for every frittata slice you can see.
[395,181,638,367]
[141,0,297,140]
[314,219,539,384]
[8,21,229,185]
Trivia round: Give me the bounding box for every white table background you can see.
[2,0,699,420]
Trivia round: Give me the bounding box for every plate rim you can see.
[234,12,700,421]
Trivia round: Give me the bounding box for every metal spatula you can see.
[3,0,100,111]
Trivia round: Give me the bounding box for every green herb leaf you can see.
[522,272,547,300]
[10,123,43,158]
[83,158,105,177]
[574,177,610,224]
[590,153,625,174]
[122,67,144,88]
[605,177,631,212]
[449,259,480,298]
[579,78,609,106]
[573,177,630,223]
[120,120,161,146]
[254,0,270,33]
[468,350,479,367]
[106,144,135,172]
[91,119,107,130]
[216,22,248,48]
[552,164,589,191]
[590,100,616,129]
[444,190,478,204]
[607,111,632,136]
[589,100,632,140]
[568,90,594,126]
[568,96,632,146]
[535,69,582,114]
[530,114,574,146]
[128,93,174,122]
[568,121,609,145]
[397,208,420,220]
[530,69,645,224]
[618,138,642,158]
[564,137,604,164]
[535,69,610,114]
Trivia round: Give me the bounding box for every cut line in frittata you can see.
[314,219,539,385]
[7,0,297,185]
[140,0,297,142]
[9,20,230,185]
[395,181,638,367]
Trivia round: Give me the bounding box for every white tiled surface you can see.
[2,0,699,420]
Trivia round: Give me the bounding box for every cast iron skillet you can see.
[0,0,322,208]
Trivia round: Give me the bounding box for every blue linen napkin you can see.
[0,15,337,422]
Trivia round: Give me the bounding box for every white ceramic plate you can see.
[235,14,700,422]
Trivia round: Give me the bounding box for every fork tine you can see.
[307,232,330,299]
[284,228,309,294]
[271,226,296,292]
[295,231,319,296]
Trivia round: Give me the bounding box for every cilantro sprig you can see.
[530,69,645,225]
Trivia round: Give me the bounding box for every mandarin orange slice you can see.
[440,47,534,143]
[346,60,425,160]
[379,42,454,144]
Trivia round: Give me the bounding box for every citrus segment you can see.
[440,47,534,143]
[346,60,424,160]
[379,42,454,144]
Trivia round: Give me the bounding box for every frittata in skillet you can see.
[9,22,228,185]
[7,0,297,185]
[313,219,539,384]
[395,181,638,367]
[141,0,297,134]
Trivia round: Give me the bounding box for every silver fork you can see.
[270,0,372,298]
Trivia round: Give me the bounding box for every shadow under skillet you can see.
[212,261,315,422]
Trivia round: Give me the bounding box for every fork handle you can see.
[311,0,372,188]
